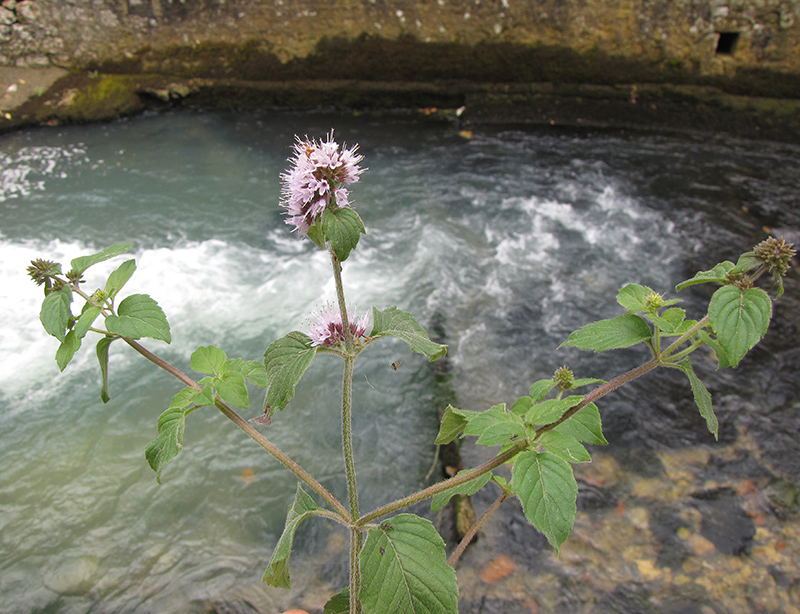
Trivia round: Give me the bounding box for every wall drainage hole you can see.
[716,32,740,55]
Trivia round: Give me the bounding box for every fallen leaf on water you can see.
[480,554,515,583]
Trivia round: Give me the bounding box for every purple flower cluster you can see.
[308,305,370,348]
[280,131,365,235]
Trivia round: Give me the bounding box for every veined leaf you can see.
[463,404,526,447]
[263,331,317,413]
[370,306,447,361]
[539,431,591,464]
[74,305,103,339]
[616,283,656,313]
[145,387,211,483]
[96,336,115,403]
[675,261,735,292]
[40,285,73,341]
[55,330,81,371]
[190,345,228,376]
[263,484,320,588]
[512,450,577,552]
[105,294,171,343]
[214,370,249,409]
[323,588,350,614]
[674,358,718,440]
[560,315,652,352]
[360,514,458,614]
[69,243,133,276]
[697,330,732,369]
[529,379,556,402]
[240,360,269,387]
[434,405,477,445]
[646,307,687,334]
[526,395,584,425]
[431,471,493,511]
[708,286,772,367]
[321,207,365,262]
[104,259,136,298]
[553,402,607,445]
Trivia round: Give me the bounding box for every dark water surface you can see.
[1,110,799,613]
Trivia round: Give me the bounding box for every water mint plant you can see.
[27,131,795,614]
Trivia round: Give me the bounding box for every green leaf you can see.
[539,431,591,464]
[96,336,115,403]
[646,307,687,334]
[214,371,249,409]
[69,243,133,276]
[675,261,735,292]
[74,305,103,339]
[526,395,584,425]
[431,471,493,511]
[40,285,73,341]
[145,387,210,483]
[571,377,605,389]
[512,450,577,552]
[323,588,350,614]
[511,395,533,416]
[104,259,136,298]
[673,358,718,440]
[306,223,326,250]
[434,405,475,445]
[190,345,228,376]
[263,331,317,413]
[732,252,761,275]
[529,379,556,402]
[697,330,733,369]
[616,283,656,313]
[560,315,652,352]
[55,330,81,371]
[708,286,772,367]
[463,404,526,447]
[240,360,269,387]
[321,207,365,262]
[105,294,171,343]
[370,306,447,361]
[263,484,320,588]
[360,514,458,614]
[552,402,607,445]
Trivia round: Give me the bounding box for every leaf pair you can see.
[191,345,268,410]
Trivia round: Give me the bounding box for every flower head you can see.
[281,131,365,235]
[307,304,370,348]
[753,236,796,278]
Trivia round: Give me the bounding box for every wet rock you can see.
[42,554,100,596]
[691,487,755,556]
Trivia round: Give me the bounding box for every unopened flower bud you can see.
[553,365,575,392]
[644,292,665,313]
[753,237,796,277]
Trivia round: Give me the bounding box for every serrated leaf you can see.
[370,306,447,361]
[74,305,103,339]
[560,315,652,352]
[323,587,350,614]
[434,405,475,445]
[190,345,228,376]
[675,261,735,292]
[105,294,171,343]
[96,336,115,403]
[321,207,365,262]
[145,387,211,483]
[553,402,607,445]
[431,470,493,511]
[240,360,270,387]
[69,243,133,276]
[360,514,458,614]
[616,283,656,313]
[40,285,73,341]
[263,331,317,413]
[511,395,533,416]
[214,371,249,409]
[539,431,591,464]
[104,259,136,298]
[526,395,584,425]
[646,307,686,334]
[55,330,81,371]
[674,358,718,440]
[463,404,526,447]
[732,252,761,274]
[512,450,577,552]
[263,484,320,588]
[697,330,732,369]
[529,379,556,402]
[708,286,772,367]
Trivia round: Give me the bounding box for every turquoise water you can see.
[1,111,799,613]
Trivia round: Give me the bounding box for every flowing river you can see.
[1,110,799,614]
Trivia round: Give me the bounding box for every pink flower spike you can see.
[280,131,365,235]
[307,305,370,348]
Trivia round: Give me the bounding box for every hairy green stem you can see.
[447,491,509,567]
[122,337,350,520]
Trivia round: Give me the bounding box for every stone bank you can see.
[1,1,800,139]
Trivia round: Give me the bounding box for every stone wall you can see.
[2,0,799,78]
